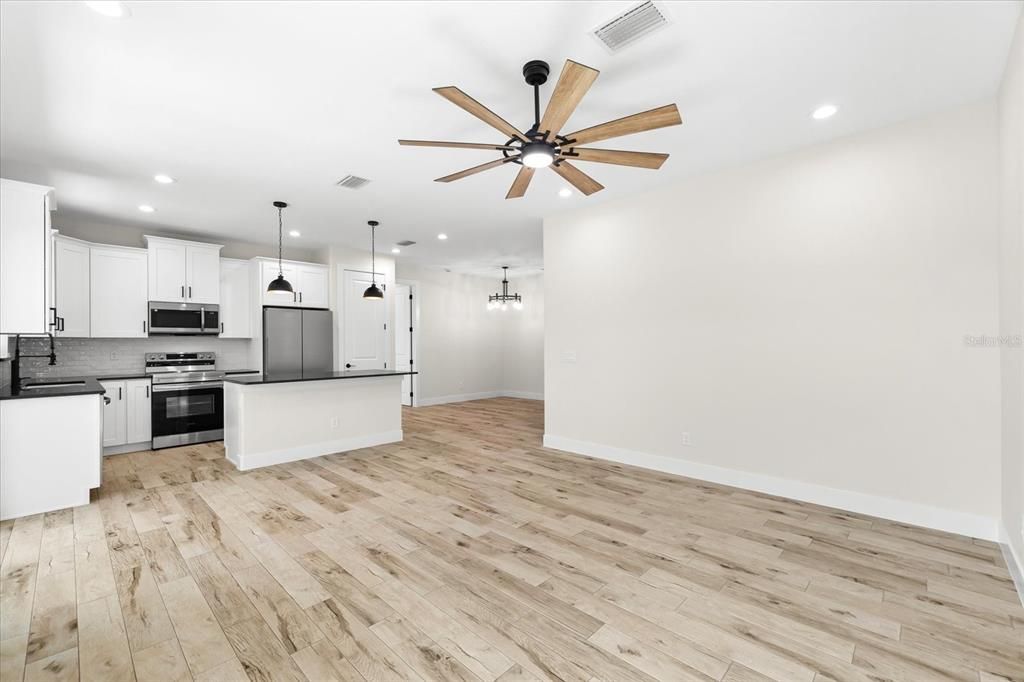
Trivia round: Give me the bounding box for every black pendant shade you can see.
[363,220,384,300]
[267,201,294,294]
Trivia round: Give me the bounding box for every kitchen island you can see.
[222,369,415,470]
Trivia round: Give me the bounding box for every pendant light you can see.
[267,201,294,294]
[363,220,384,300]
[487,266,522,311]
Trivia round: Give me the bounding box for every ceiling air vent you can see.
[396,240,416,247]
[335,175,371,190]
[592,1,670,53]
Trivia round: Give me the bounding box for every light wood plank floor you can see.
[1,397,1022,681]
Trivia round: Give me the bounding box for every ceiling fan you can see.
[399,59,682,199]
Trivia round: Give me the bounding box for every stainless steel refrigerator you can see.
[263,307,333,374]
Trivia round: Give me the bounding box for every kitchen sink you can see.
[20,381,86,389]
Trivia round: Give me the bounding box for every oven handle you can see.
[152,381,223,393]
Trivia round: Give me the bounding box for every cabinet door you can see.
[125,380,152,444]
[53,238,91,337]
[91,247,148,337]
[100,381,127,447]
[261,260,299,307]
[148,241,186,302]
[0,180,52,333]
[186,245,221,304]
[219,259,252,338]
[296,264,329,308]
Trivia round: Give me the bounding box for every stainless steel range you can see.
[146,352,225,449]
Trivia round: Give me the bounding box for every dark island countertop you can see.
[224,369,416,386]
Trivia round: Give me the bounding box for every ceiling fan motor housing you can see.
[522,60,550,86]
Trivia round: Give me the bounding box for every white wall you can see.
[394,263,543,404]
[998,12,1024,578]
[501,274,544,399]
[544,100,1002,539]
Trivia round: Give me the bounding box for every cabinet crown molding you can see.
[143,234,224,250]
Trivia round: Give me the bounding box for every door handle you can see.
[345,363,354,369]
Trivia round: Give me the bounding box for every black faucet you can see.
[10,333,57,389]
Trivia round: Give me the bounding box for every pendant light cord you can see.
[277,206,284,277]
[370,224,376,285]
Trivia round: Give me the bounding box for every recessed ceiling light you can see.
[437,233,448,240]
[138,204,155,213]
[811,104,838,120]
[558,187,572,198]
[84,1,131,18]
[289,230,300,237]
[391,247,401,254]
[153,174,175,184]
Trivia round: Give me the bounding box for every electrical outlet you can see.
[681,432,691,446]
[330,416,339,429]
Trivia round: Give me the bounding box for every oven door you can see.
[151,382,223,449]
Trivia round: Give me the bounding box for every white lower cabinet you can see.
[101,379,151,452]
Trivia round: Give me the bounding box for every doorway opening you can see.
[395,280,419,407]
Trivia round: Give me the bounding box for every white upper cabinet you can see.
[90,246,148,338]
[0,179,55,334]
[296,263,329,308]
[52,235,91,337]
[219,258,252,338]
[145,236,222,304]
[258,258,329,308]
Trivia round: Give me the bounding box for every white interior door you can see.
[342,269,387,370]
[394,284,412,406]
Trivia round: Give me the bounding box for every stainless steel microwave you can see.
[148,302,220,335]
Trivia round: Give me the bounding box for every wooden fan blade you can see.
[399,139,516,150]
[435,156,515,183]
[433,87,530,143]
[506,167,535,199]
[538,60,599,138]
[551,161,604,196]
[563,104,681,146]
[566,148,669,169]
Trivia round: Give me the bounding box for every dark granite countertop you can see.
[224,369,416,386]
[0,376,107,401]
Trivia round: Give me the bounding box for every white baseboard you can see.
[999,522,1024,607]
[543,434,999,542]
[417,390,543,406]
[228,429,403,471]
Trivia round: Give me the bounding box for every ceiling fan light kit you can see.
[399,57,681,199]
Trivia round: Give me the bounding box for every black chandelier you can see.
[487,266,522,311]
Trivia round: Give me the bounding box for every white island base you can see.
[223,373,405,470]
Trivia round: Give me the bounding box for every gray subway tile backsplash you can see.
[1,336,252,386]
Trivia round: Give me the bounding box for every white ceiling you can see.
[1,1,1019,273]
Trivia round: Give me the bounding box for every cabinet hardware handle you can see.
[118,387,122,400]
[143,320,147,333]
[299,292,303,303]
[188,286,192,298]
[146,385,150,398]
[49,307,58,330]
[58,317,64,332]
[293,291,297,303]
[220,322,224,333]
[181,285,185,298]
